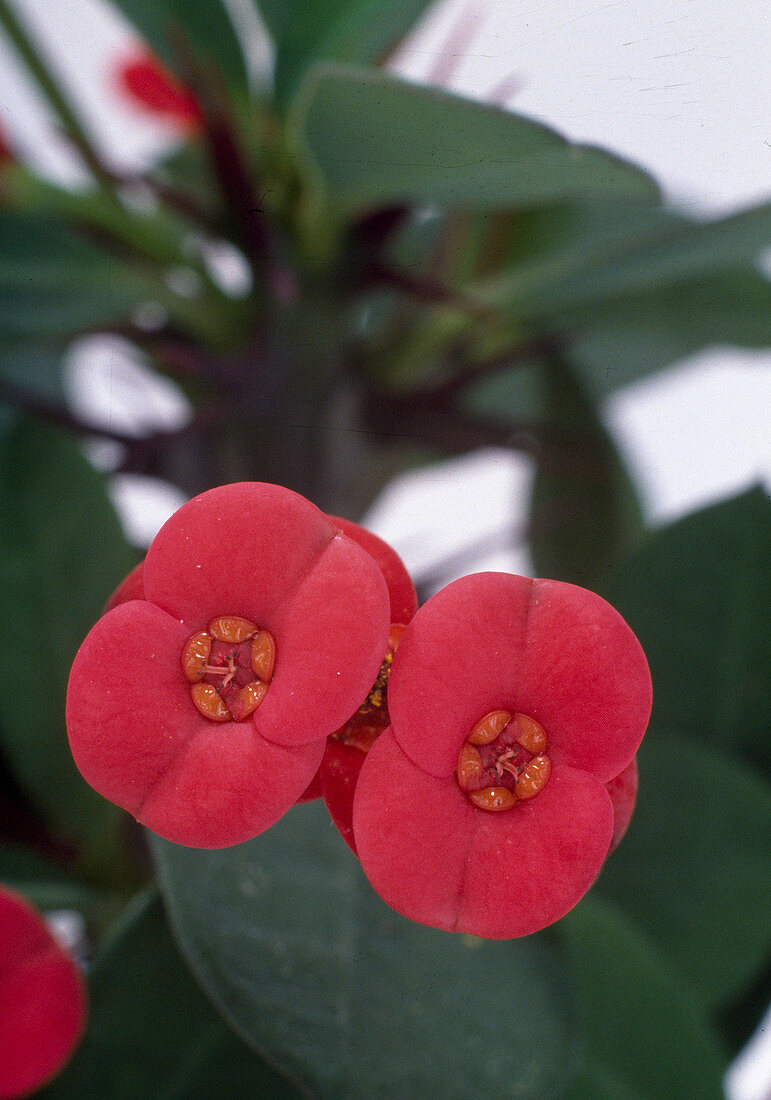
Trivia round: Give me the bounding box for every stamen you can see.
[456,709,552,812]
[181,617,274,723]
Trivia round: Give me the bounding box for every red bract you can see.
[113,49,202,129]
[67,483,390,848]
[0,886,87,1098]
[313,518,418,850]
[352,572,652,938]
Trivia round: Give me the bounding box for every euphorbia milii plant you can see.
[67,482,391,848]
[352,572,652,939]
[0,886,87,1099]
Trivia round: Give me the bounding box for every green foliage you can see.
[107,0,249,94]
[153,800,575,1099]
[289,66,659,217]
[256,0,433,108]
[560,896,726,1099]
[598,730,771,1008]
[0,420,136,872]
[43,889,301,1098]
[602,487,770,773]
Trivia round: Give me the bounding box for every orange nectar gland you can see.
[456,711,551,812]
[181,616,275,723]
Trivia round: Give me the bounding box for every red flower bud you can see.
[113,50,202,130]
[0,886,87,1098]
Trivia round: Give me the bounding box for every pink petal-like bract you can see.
[113,50,202,129]
[316,517,418,850]
[67,483,390,848]
[353,572,651,937]
[0,886,87,1098]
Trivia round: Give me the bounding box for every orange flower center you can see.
[332,624,405,753]
[456,710,551,812]
[181,615,275,723]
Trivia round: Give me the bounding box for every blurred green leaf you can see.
[475,199,771,397]
[108,0,249,95]
[0,212,151,341]
[465,356,646,586]
[602,487,770,773]
[256,0,432,108]
[44,888,301,1099]
[560,896,726,1099]
[289,66,658,216]
[0,343,65,404]
[0,844,104,913]
[0,420,137,873]
[598,731,771,1009]
[153,800,574,1099]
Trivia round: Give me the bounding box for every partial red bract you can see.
[114,49,202,129]
[67,483,390,848]
[0,886,87,1098]
[352,572,652,938]
[315,517,418,850]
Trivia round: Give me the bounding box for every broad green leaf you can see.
[560,896,726,1099]
[289,66,658,216]
[602,487,770,772]
[44,889,301,1099]
[0,844,105,913]
[108,0,248,96]
[256,0,432,108]
[153,800,574,1099]
[0,343,65,404]
[598,731,771,1009]
[0,212,151,341]
[0,420,137,874]
[471,199,771,397]
[464,356,646,586]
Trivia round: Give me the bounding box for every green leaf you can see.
[0,212,151,341]
[0,844,105,913]
[560,896,726,1099]
[601,487,770,773]
[0,342,66,404]
[108,0,248,95]
[289,66,658,216]
[256,0,432,108]
[0,420,137,874]
[153,800,574,1099]
[43,889,302,1099]
[475,199,771,397]
[597,730,771,1009]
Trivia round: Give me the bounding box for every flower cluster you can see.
[0,886,87,1098]
[67,482,651,938]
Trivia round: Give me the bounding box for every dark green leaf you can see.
[256,0,432,108]
[560,896,726,1099]
[0,844,105,913]
[0,420,137,873]
[153,799,574,1099]
[602,487,770,772]
[475,199,771,396]
[289,66,658,215]
[43,889,302,1099]
[598,730,771,1009]
[0,212,151,340]
[108,0,248,96]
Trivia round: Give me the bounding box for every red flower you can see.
[113,49,202,130]
[309,516,418,848]
[67,483,390,848]
[352,572,652,938]
[0,886,87,1098]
